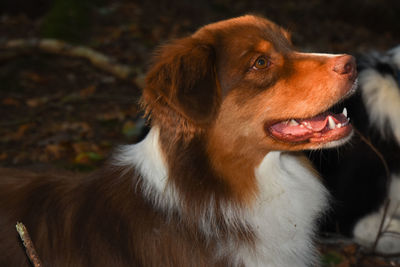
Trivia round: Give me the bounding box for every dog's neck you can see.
[114,125,262,214]
[158,120,267,205]
[205,123,270,204]
[113,126,327,265]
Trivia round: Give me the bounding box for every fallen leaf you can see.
[122,118,146,138]
[44,144,65,159]
[336,259,351,267]
[122,120,137,138]
[72,142,100,154]
[0,152,8,161]
[75,151,103,164]
[359,257,392,266]
[97,110,125,121]
[21,71,48,84]
[86,152,103,161]
[60,122,92,137]
[342,243,357,255]
[26,97,48,108]
[2,97,20,106]
[9,123,33,141]
[79,85,97,98]
[60,93,81,104]
[321,251,344,266]
[75,153,91,165]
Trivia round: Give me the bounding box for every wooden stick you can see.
[16,222,43,267]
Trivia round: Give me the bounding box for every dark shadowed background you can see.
[1,0,400,265]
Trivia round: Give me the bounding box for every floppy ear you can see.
[143,37,219,125]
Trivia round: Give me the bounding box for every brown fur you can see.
[0,167,234,266]
[0,15,356,266]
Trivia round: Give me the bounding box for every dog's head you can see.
[142,15,357,155]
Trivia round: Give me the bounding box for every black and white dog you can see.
[308,45,400,253]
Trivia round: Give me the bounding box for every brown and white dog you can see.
[0,15,357,266]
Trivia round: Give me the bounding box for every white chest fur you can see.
[114,129,328,267]
[236,151,328,267]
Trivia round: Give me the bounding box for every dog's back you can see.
[0,165,221,266]
[0,167,136,266]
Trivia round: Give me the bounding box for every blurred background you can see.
[1,1,400,265]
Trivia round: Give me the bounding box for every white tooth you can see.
[328,116,336,129]
[342,107,347,118]
[289,119,299,126]
[337,123,342,128]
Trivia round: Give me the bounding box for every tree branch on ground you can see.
[0,38,136,80]
[16,222,43,267]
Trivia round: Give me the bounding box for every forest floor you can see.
[1,0,400,266]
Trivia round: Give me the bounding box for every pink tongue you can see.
[271,122,311,135]
[297,113,329,131]
[270,112,346,136]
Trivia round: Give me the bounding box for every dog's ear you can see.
[143,37,219,125]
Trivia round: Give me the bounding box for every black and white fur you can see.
[309,45,400,253]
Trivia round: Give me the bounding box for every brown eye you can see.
[253,56,270,69]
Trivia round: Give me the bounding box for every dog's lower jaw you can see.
[319,129,354,149]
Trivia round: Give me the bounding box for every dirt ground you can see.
[1,0,400,266]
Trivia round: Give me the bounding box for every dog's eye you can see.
[253,56,271,70]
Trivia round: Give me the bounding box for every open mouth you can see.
[268,107,352,144]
